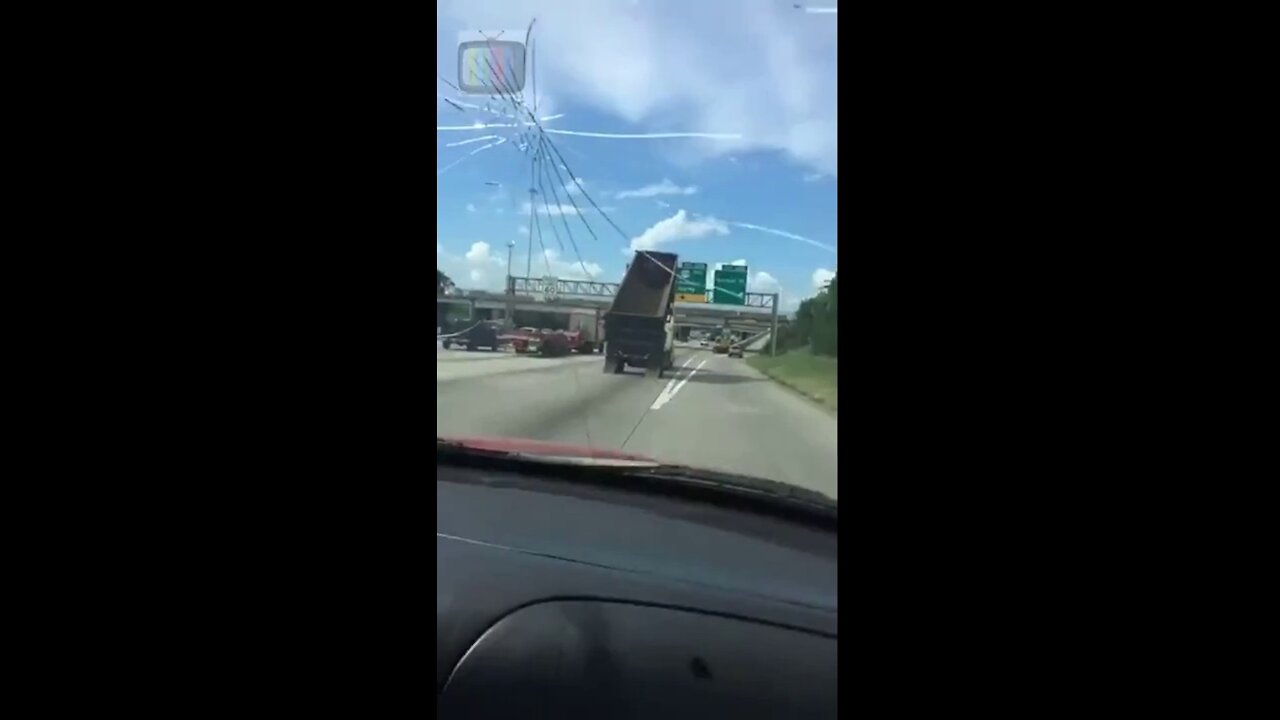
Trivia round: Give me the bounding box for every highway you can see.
[437,341,838,500]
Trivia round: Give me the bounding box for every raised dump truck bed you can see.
[603,251,678,378]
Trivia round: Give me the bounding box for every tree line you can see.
[775,273,837,357]
[437,269,455,329]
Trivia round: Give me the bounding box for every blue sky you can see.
[437,0,838,312]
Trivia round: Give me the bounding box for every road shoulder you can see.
[745,350,838,415]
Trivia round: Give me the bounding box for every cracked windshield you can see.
[437,0,838,500]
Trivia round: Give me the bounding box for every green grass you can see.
[747,348,838,412]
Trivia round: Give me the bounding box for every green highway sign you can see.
[712,264,747,305]
[675,261,708,303]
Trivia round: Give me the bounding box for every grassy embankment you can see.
[746,347,838,412]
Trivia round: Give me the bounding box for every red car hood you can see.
[439,436,658,464]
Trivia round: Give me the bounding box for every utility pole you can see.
[526,191,534,278]
[526,151,537,279]
[505,239,516,329]
[770,293,779,357]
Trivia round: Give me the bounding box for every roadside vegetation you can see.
[747,350,838,412]
[775,274,837,356]
[747,273,837,411]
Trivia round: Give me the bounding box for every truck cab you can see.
[442,321,501,352]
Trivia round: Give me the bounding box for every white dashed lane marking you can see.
[650,355,708,410]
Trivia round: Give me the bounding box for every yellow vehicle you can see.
[713,337,730,354]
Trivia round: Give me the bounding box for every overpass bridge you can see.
[438,276,785,352]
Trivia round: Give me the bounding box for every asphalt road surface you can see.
[437,341,838,500]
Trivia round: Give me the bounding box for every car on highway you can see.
[713,337,730,354]
[441,321,501,351]
[728,344,744,358]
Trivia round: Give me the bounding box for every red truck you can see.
[506,314,602,356]
[565,311,602,354]
[537,329,595,357]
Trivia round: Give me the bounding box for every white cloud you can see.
[438,240,508,291]
[749,270,781,294]
[812,268,835,289]
[803,172,825,183]
[534,248,605,280]
[563,179,586,195]
[615,178,698,199]
[628,209,729,252]
[437,0,838,176]
[466,203,477,212]
[465,241,500,264]
[656,200,670,208]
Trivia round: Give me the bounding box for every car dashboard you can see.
[437,465,838,718]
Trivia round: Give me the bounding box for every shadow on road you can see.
[670,369,764,385]
[608,366,760,385]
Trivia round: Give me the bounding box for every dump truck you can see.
[603,251,678,378]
